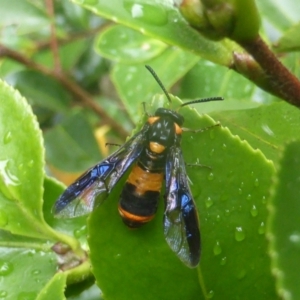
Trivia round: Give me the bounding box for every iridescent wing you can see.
[164,146,201,268]
[53,124,149,218]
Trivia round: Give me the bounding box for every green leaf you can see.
[44,109,102,172]
[111,48,200,122]
[178,60,265,110]
[256,0,300,31]
[211,101,300,163]
[95,24,167,63]
[0,79,81,251]
[71,0,232,66]
[8,70,72,112]
[275,22,300,52]
[88,95,276,299]
[36,272,67,300]
[267,140,300,299]
[0,80,52,239]
[33,39,90,71]
[0,231,57,299]
[43,176,88,248]
[0,0,49,36]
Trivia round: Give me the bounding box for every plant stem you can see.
[0,45,128,138]
[240,35,300,107]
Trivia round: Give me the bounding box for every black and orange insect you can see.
[53,66,223,267]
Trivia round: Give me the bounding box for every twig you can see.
[0,45,128,138]
[45,0,61,72]
[240,36,300,107]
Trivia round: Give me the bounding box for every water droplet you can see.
[216,214,221,222]
[240,182,244,188]
[258,222,265,235]
[31,269,41,275]
[0,210,8,227]
[261,124,274,136]
[246,194,252,201]
[27,160,34,168]
[235,227,245,241]
[250,205,258,217]
[220,257,227,265]
[224,209,230,216]
[289,232,300,246]
[213,240,222,255]
[236,269,247,280]
[222,143,227,150]
[262,196,267,204]
[220,194,228,202]
[207,290,214,299]
[74,225,87,238]
[209,149,215,157]
[254,178,259,187]
[207,172,214,180]
[0,261,13,276]
[3,132,12,144]
[0,160,20,187]
[124,1,168,26]
[238,188,242,195]
[209,130,215,139]
[205,197,213,208]
[0,290,7,298]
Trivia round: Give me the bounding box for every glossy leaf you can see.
[0,80,55,239]
[111,49,200,122]
[0,231,57,299]
[88,95,276,299]
[275,23,300,52]
[8,70,72,112]
[211,101,300,163]
[268,140,300,299]
[44,110,102,172]
[71,0,232,66]
[36,272,67,300]
[95,24,167,63]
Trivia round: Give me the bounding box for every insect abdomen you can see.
[118,164,163,228]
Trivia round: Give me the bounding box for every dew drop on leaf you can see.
[236,269,247,280]
[235,227,245,242]
[205,197,213,208]
[124,1,168,26]
[207,290,214,299]
[220,256,227,265]
[258,222,265,235]
[250,205,258,217]
[74,225,87,238]
[31,269,41,275]
[213,240,222,256]
[0,290,7,298]
[207,172,214,180]
[0,261,13,276]
[3,131,12,144]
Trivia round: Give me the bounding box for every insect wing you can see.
[164,146,201,268]
[53,125,149,218]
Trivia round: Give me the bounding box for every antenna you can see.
[145,65,224,107]
[180,97,224,107]
[145,65,172,103]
